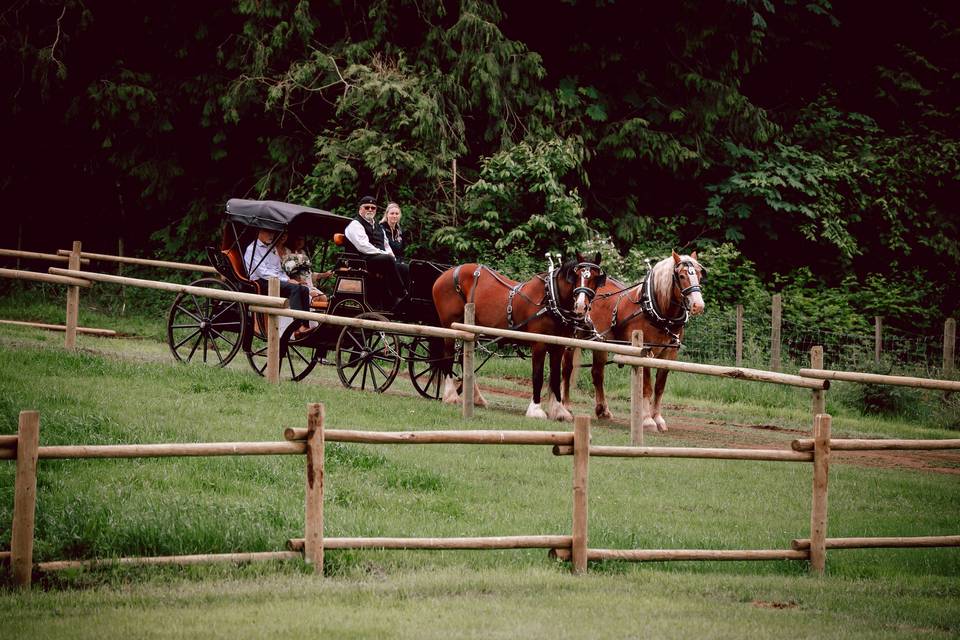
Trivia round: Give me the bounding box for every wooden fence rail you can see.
[0,267,91,288]
[4,405,957,590]
[797,368,960,392]
[49,268,287,308]
[56,249,217,273]
[0,249,90,265]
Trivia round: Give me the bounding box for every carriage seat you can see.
[333,232,369,274]
[206,246,261,295]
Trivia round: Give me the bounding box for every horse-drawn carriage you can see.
[167,198,706,425]
[165,199,454,396]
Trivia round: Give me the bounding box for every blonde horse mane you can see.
[651,253,701,311]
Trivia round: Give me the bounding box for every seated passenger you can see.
[243,229,311,331]
[279,233,327,306]
[380,201,410,289]
[344,195,407,309]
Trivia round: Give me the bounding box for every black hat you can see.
[359,195,376,206]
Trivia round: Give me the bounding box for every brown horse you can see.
[561,250,705,431]
[432,253,606,421]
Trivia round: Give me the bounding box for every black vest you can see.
[380,221,404,260]
[351,215,387,253]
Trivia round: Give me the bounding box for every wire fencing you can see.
[681,303,955,379]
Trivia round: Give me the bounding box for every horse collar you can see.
[641,268,689,332]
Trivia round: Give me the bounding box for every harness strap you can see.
[507,283,521,329]
[452,265,465,301]
[470,265,483,304]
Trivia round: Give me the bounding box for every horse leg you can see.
[525,343,548,419]
[439,337,460,404]
[642,366,657,432]
[473,380,488,408]
[591,350,612,419]
[547,345,573,422]
[560,347,574,410]
[652,369,670,432]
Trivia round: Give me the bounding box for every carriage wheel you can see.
[282,324,322,381]
[245,321,321,381]
[406,336,461,400]
[335,312,401,393]
[167,278,246,368]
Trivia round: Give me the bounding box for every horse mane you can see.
[651,253,701,311]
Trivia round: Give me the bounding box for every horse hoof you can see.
[525,401,548,420]
[595,405,612,420]
[553,405,574,423]
[642,418,658,432]
[654,416,668,432]
[441,378,460,404]
[474,385,489,408]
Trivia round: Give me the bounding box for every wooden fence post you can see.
[810,346,825,417]
[304,403,325,574]
[572,415,590,575]
[735,304,744,367]
[630,330,644,446]
[770,294,782,372]
[874,316,883,365]
[64,241,81,350]
[266,278,281,384]
[11,411,40,589]
[809,413,831,576]
[462,303,475,419]
[945,318,956,375]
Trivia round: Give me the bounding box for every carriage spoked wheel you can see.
[406,336,461,400]
[245,320,321,382]
[167,278,246,367]
[335,312,401,392]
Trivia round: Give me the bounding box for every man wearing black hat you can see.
[344,196,407,309]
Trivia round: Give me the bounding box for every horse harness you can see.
[598,260,703,347]
[452,261,603,331]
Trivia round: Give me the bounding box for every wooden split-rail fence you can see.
[2,244,960,587]
[3,403,959,589]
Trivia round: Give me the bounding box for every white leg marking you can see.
[442,376,460,404]
[526,401,548,420]
[473,382,488,408]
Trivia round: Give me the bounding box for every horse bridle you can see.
[672,260,704,311]
[572,262,605,302]
[546,254,606,328]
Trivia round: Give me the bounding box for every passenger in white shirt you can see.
[244,229,310,315]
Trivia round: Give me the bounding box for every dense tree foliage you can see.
[3,0,958,331]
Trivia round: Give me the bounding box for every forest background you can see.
[2,0,958,338]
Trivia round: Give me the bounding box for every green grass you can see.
[2,568,959,639]
[0,284,959,638]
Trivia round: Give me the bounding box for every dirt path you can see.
[471,380,960,476]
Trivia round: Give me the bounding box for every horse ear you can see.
[576,251,585,263]
[691,250,698,261]
[594,252,601,265]
[672,250,681,264]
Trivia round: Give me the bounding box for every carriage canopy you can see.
[225,198,352,238]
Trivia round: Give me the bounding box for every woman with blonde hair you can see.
[379,202,406,262]
[379,201,410,288]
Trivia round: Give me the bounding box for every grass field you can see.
[0,284,958,638]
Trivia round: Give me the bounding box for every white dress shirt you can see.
[345,218,394,257]
[243,239,289,282]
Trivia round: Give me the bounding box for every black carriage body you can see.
[329,256,445,324]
